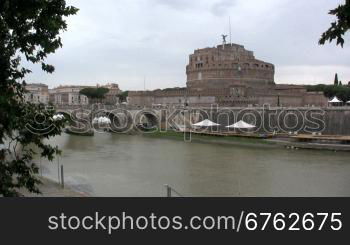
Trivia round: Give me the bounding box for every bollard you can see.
[60,165,64,189]
[40,156,43,177]
[57,156,60,185]
[165,185,172,198]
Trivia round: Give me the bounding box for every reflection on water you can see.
[41,133,350,197]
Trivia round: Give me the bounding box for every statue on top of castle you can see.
[222,34,228,44]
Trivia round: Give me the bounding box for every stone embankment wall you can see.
[56,105,350,135]
[197,107,350,135]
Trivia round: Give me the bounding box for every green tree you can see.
[307,84,350,102]
[0,0,78,196]
[334,73,339,86]
[80,87,110,104]
[118,91,129,103]
[96,87,110,100]
[319,0,350,47]
[79,88,95,99]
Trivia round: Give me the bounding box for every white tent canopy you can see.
[192,119,220,127]
[346,101,350,104]
[226,120,256,129]
[329,96,342,103]
[93,116,111,125]
[53,114,64,121]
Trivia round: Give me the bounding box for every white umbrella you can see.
[101,117,111,124]
[329,96,342,103]
[192,119,220,127]
[53,114,64,121]
[346,101,350,104]
[99,117,111,124]
[93,117,111,125]
[226,120,256,129]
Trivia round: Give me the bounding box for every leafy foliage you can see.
[306,84,350,102]
[118,91,129,103]
[0,0,78,196]
[79,87,110,103]
[319,0,350,47]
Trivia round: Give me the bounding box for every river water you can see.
[41,133,350,197]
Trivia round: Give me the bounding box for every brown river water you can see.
[39,133,350,197]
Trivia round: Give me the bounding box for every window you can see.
[198,72,202,80]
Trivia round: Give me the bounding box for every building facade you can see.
[24,83,49,104]
[102,83,121,105]
[48,83,121,106]
[49,85,90,106]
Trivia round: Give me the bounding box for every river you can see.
[40,133,350,197]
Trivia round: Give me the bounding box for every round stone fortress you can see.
[186,43,275,91]
[128,40,328,108]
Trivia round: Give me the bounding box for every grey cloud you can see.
[211,0,237,16]
[26,0,349,89]
[152,0,195,10]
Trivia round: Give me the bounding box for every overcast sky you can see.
[26,0,350,90]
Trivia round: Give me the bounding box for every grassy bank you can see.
[142,130,278,148]
[19,176,88,197]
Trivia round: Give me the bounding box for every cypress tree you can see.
[334,73,339,86]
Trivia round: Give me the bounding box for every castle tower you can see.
[186,43,275,91]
